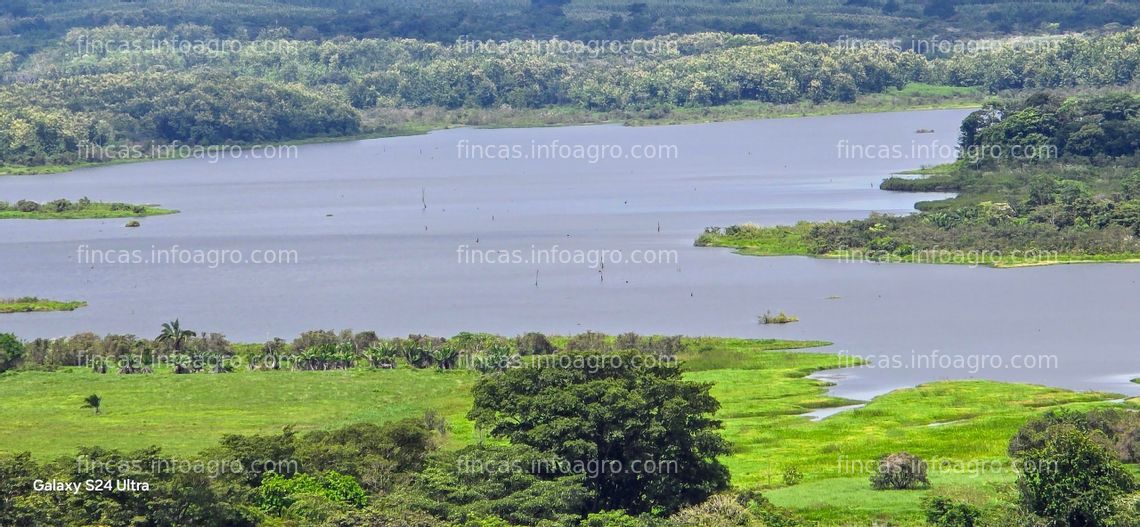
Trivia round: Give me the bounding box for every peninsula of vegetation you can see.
[0,297,86,313]
[698,92,1140,267]
[0,198,176,219]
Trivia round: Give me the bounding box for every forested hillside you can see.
[1,0,1138,55]
[5,26,1140,171]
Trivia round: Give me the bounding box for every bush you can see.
[0,333,23,372]
[870,452,929,490]
[514,332,554,355]
[615,332,641,351]
[1016,424,1136,526]
[15,200,39,212]
[1010,408,1140,463]
[668,494,750,527]
[46,199,72,212]
[759,311,798,324]
[256,471,367,515]
[579,510,642,527]
[923,496,981,527]
[723,223,764,237]
[781,466,803,487]
[565,331,611,352]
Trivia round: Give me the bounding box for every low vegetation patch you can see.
[0,198,176,219]
[0,297,86,314]
[759,311,799,324]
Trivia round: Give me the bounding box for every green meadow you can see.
[0,337,1126,525]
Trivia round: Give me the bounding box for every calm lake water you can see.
[1,108,1137,400]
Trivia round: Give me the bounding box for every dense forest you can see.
[699,91,1140,265]
[2,0,1139,55]
[5,26,1140,170]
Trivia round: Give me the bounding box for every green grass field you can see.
[0,368,478,457]
[0,337,1126,525]
[0,297,87,313]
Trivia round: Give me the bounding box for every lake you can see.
[1,108,1137,400]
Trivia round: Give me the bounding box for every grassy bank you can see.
[0,297,86,314]
[695,223,1140,268]
[0,336,1124,525]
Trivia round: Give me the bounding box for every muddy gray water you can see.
[2,108,1136,400]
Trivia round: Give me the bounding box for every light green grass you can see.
[888,83,981,98]
[0,203,176,219]
[0,368,478,459]
[0,297,87,313]
[697,223,1140,268]
[764,471,1013,525]
[695,222,814,256]
[0,337,1125,525]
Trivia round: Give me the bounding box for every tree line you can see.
[701,91,1140,262]
[6,27,1140,170]
[3,0,1140,56]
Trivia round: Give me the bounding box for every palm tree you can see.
[82,394,102,415]
[157,319,196,352]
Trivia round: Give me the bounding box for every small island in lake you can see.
[0,297,87,314]
[0,198,176,219]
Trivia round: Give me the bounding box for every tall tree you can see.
[156,319,196,352]
[468,350,730,514]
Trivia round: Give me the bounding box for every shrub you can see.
[0,333,23,372]
[724,223,764,237]
[668,494,750,527]
[1016,424,1136,526]
[257,471,367,515]
[46,199,72,212]
[15,200,39,212]
[781,466,803,487]
[292,330,338,352]
[870,452,929,490]
[923,496,981,527]
[579,510,641,527]
[1010,408,1140,463]
[565,331,611,352]
[514,332,554,355]
[759,311,798,324]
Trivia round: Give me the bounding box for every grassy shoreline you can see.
[0,335,1128,525]
[0,297,86,313]
[0,85,982,176]
[697,224,1140,268]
